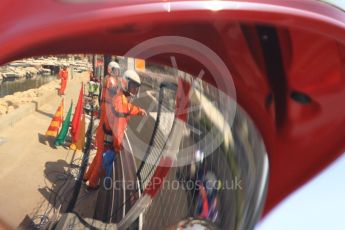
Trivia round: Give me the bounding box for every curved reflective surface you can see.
[0,56,268,230]
[138,75,269,230]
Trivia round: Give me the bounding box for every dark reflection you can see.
[138,75,268,230]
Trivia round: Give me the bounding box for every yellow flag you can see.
[46,99,64,137]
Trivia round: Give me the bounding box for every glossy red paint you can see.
[1,0,345,217]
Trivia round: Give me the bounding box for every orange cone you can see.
[46,99,64,137]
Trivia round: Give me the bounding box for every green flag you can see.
[55,102,73,146]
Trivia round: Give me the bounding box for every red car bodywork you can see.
[1,0,345,217]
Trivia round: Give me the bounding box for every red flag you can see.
[71,83,84,143]
[70,113,85,151]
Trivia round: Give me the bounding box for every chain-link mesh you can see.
[136,82,177,192]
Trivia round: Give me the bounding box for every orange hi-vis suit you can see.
[109,91,145,152]
[85,90,144,188]
[84,75,118,188]
[58,68,68,95]
[97,75,118,154]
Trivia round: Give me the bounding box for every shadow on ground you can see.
[37,133,57,149]
[18,159,78,229]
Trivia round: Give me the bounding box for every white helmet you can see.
[108,61,120,69]
[195,149,205,162]
[122,70,141,97]
[107,61,120,76]
[204,171,219,194]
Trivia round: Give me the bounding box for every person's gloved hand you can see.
[140,108,147,116]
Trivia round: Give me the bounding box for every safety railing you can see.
[136,81,178,192]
